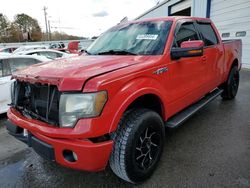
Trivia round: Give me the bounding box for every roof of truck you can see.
[130,16,211,24]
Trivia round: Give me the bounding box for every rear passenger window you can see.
[198,23,218,46]
[174,23,199,48]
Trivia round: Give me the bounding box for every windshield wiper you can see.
[96,50,137,55]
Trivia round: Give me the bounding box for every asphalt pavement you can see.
[0,70,249,188]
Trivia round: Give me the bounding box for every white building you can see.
[136,0,250,68]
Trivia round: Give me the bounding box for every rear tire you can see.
[109,108,165,183]
[221,66,240,100]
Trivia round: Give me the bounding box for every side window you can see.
[0,60,3,77]
[2,59,12,76]
[55,52,63,58]
[39,52,60,59]
[28,52,40,56]
[198,23,218,46]
[174,22,199,47]
[47,52,61,59]
[8,58,37,73]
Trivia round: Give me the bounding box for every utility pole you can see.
[43,6,49,41]
[48,20,51,41]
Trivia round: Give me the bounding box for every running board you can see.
[165,88,223,128]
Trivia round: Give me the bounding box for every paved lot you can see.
[0,70,249,188]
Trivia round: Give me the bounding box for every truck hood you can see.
[13,55,146,91]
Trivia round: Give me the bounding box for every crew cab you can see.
[5,16,242,183]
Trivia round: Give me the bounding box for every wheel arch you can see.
[231,58,239,69]
[222,58,240,85]
[126,93,165,118]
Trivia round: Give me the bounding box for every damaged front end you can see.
[10,80,61,127]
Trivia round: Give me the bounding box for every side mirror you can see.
[171,40,204,60]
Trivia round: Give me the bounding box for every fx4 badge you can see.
[154,67,168,75]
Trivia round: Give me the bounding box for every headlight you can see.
[59,91,107,127]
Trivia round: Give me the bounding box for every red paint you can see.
[32,132,113,171]
[52,41,80,54]
[8,16,242,172]
[67,41,80,54]
[180,40,204,48]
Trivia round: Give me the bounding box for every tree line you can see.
[0,13,84,43]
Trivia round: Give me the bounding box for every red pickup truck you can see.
[6,16,242,183]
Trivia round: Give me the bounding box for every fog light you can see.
[63,150,78,162]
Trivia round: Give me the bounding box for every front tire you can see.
[221,66,240,100]
[109,108,165,183]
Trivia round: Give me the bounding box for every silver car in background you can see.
[14,49,77,60]
[13,45,48,54]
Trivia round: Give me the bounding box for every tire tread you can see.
[109,108,151,183]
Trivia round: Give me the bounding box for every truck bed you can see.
[222,39,242,81]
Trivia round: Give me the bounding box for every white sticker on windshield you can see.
[136,34,158,40]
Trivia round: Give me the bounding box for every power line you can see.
[51,26,76,30]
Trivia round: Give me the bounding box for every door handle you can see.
[201,56,207,61]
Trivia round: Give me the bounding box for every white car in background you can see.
[0,55,50,114]
[13,45,48,54]
[15,49,77,60]
[0,52,11,57]
[0,46,18,53]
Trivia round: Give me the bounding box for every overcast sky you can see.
[0,0,161,38]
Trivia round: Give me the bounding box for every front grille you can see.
[11,80,60,126]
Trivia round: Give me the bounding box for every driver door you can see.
[167,21,208,115]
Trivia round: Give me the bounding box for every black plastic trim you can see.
[171,46,203,60]
[31,136,55,161]
[5,121,55,161]
[165,88,223,128]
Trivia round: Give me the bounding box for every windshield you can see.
[87,21,172,55]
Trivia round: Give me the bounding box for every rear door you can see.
[0,59,13,113]
[167,21,208,113]
[196,21,224,90]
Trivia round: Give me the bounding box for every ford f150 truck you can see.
[5,16,242,183]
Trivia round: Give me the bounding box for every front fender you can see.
[105,77,167,133]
